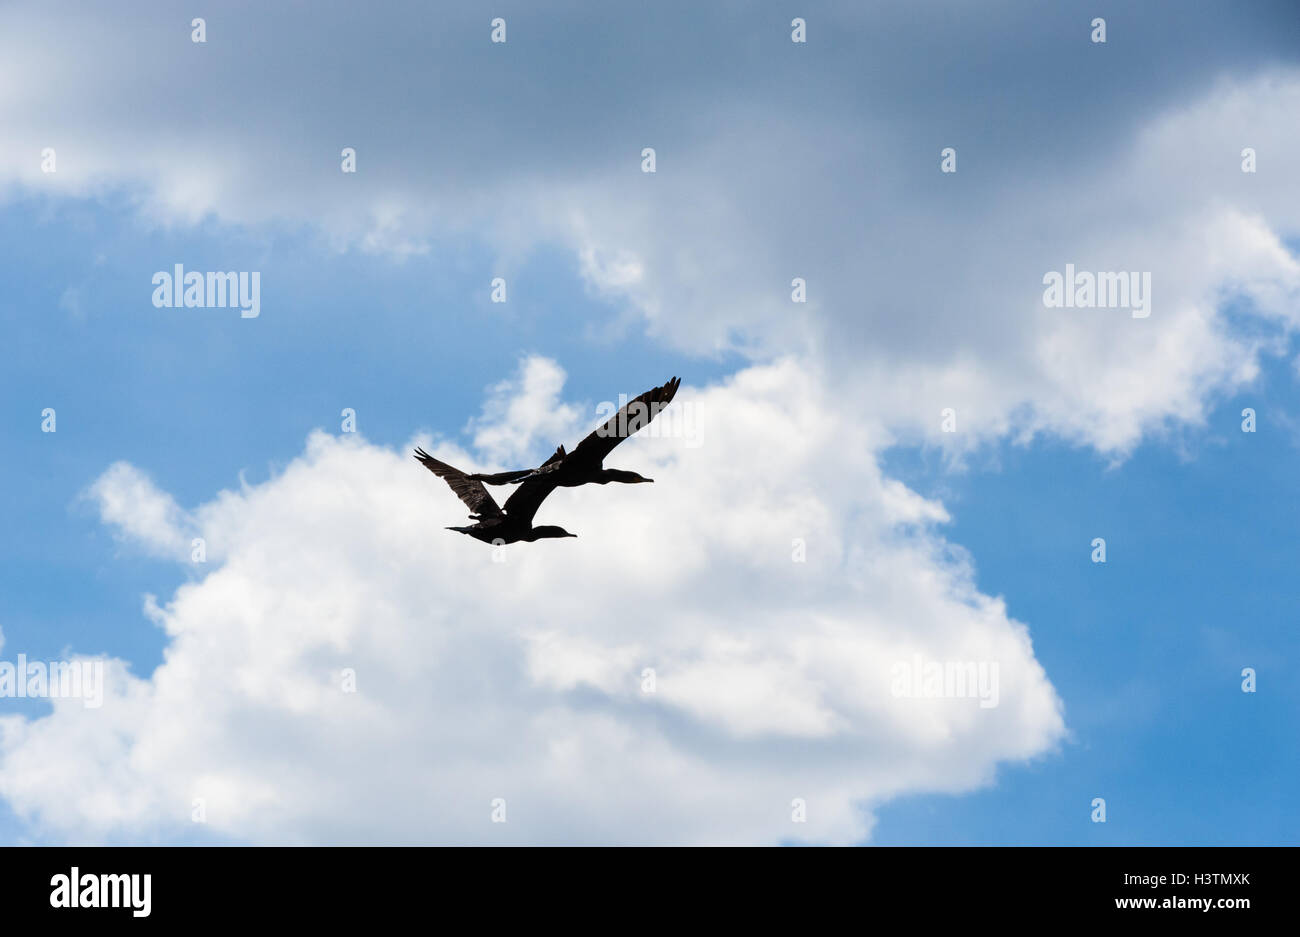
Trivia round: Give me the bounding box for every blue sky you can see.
[0,1,1297,845]
[874,374,1300,845]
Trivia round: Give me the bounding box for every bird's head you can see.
[531,526,578,540]
[605,468,654,484]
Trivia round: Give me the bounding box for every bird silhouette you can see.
[471,376,680,490]
[413,447,576,544]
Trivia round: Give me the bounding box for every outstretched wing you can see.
[413,448,503,519]
[502,474,561,526]
[569,376,680,468]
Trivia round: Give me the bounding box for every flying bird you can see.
[472,376,681,489]
[413,447,577,544]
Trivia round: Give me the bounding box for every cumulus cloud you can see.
[468,357,583,465]
[2,2,1297,457]
[0,361,1063,843]
[86,462,194,559]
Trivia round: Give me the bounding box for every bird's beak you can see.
[641,477,654,483]
[568,532,579,537]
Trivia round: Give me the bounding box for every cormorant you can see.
[471,376,681,489]
[413,447,577,544]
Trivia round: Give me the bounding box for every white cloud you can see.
[0,361,1063,843]
[2,0,1296,455]
[469,357,583,465]
[86,462,193,559]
